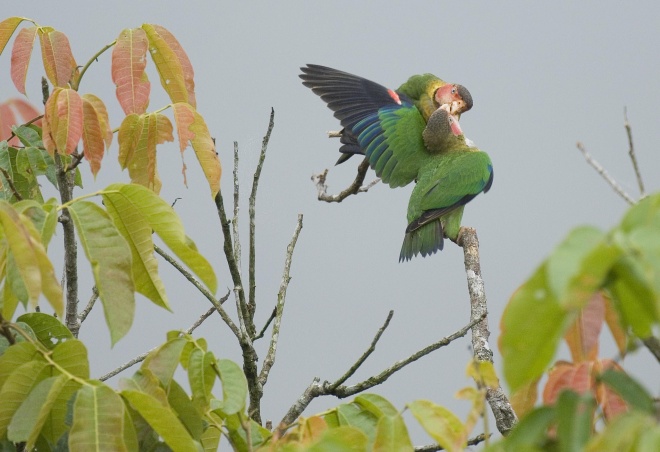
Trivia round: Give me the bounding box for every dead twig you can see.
[623,108,645,197]
[576,142,636,205]
[312,157,379,203]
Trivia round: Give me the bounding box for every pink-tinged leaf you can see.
[543,361,593,405]
[42,89,59,155]
[11,27,37,95]
[0,17,24,55]
[10,26,37,95]
[0,103,17,141]
[8,98,41,125]
[111,28,151,115]
[81,99,105,177]
[53,89,83,155]
[38,29,79,87]
[82,94,112,148]
[593,360,629,420]
[152,25,195,108]
[564,293,605,363]
[172,103,221,197]
[142,24,189,105]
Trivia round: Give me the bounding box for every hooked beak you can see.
[448,114,463,136]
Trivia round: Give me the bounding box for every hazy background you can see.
[2,1,659,445]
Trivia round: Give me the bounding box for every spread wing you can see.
[300,64,431,187]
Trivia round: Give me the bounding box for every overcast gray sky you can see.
[3,1,659,445]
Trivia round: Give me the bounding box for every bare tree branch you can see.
[248,108,275,334]
[326,310,394,391]
[98,300,225,382]
[459,227,518,435]
[232,141,242,269]
[154,244,241,340]
[312,157,380,203]
[253,306,277,341]
[77,286,99,325]
[258,214,303,388]
[623,108,645,197]
[576,141,636,205]
[276,314,483,433]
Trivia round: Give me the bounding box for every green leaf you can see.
[119,369,168,406]
[308,426,369,451]
[492,406,555,451]
[40,379,81,447]
[51,339,89,379]
[142,336,186,387]
[168,379,203,440]
[0,359,48,437]
[556,390,595,452]
[586,410,658,452]
[373,414,413,452]
[102,181,169,311]
[597,368,654,413]
[17,313,73,349]
[69,381,128,452]
[68,200,135,345]
[12,125,43,149]
[214,358,246,415]
[188,348,215,412]
[121,389,201,452]
[354,393,399,418]
[501,262,569,391]
[408,400,466,452]
[335,402,378,443]
[8,374,68,449]
[0,341,39,388]
[607,257,658,337]
[0,143,43,203]
[620,192,660,232]
[103,183,217,295]
[200,425,221,452]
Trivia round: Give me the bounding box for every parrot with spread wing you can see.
[299,64,473,187]
[300,65,492,260]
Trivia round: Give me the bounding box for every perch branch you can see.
[258,214,303,388]
[276,314,482,433]
[623,108,645,197]
[576,142,635,205]
[312,157,380,203]
[77,286,99,324]
[458,227,517,435]
[98,301,224,382]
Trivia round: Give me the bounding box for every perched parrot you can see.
[299,64,473,187]
[300,65,492,260]
[399,105,493,261]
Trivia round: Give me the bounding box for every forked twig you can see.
[576,142,636,205]
[312,157,380,203]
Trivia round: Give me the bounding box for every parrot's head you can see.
[437,104,464,137]
[434,84,473,117]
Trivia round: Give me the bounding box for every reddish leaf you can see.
[152,25,195,108]
[593,360,629,420]
[0,17,24,55]
[543,362,592,405]
[81,98,105,177]
[564,293,605,363]
[8,98,41,125]
[82,94,112,148]
[172,103,221,197]
[112,28,151,115]
[603,293,628,357]
[142,24,189,105]
[38,29,78,87]
[0,103,17,141]
[44,88,83,155]
[10,26,37,95]
[42,88,60,155]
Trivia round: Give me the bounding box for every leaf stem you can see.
[72,40,117,91]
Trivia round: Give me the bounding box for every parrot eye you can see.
[451,86,457,95]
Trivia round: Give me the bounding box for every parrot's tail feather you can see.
[336,128,364,165]
[399,220,444,262]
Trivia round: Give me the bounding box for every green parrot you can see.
[300,65,492,260]
[299,64,473,187]
[399,105,493,261]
